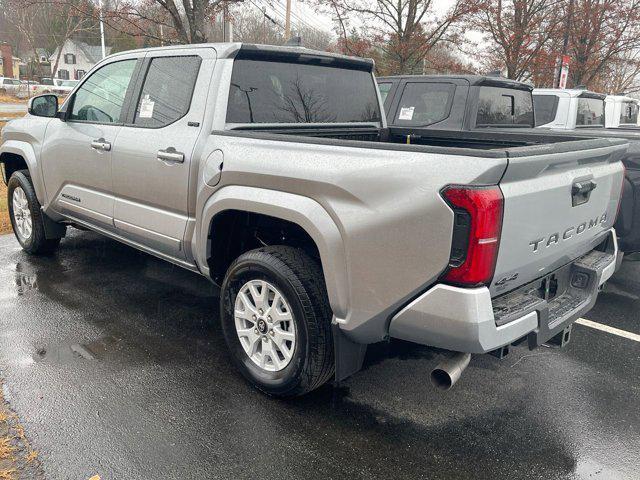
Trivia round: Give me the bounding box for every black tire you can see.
[221,246,334,397]
[7,170,61,254]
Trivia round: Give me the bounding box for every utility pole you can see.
[223,3,233,42]
[285,0,292,40]
[97,0,106,59]
[263,7,267,44]
[556,0,574,88]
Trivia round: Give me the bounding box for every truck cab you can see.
[377,74,534,131]
[533,88,606,129]
[604,95,640,129]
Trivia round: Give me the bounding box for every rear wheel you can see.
[8,171,61,254]
[221,246,334,397]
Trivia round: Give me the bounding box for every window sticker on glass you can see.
[139,94,155,118]
[398,106,415,120]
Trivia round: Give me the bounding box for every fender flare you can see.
[196,185,350,320]
[0,140,46,204]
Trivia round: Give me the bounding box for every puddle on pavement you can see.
[33,335,122,364]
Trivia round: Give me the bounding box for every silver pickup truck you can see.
[0,44,625,396]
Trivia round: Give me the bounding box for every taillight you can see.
[441,185,504,287]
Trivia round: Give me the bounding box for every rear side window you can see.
[476,86,534,127]
[226,59,381,124]
[533,95,559,126]
[620,101,639,124]
[576,97,604,126]
[134,56,201,127]
[393,82,455,126]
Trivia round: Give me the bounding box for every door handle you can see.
[90,138,111,151]
[157,147,184,164]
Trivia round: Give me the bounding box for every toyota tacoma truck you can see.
[0,45,625,396]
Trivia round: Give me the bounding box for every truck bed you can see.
[227,124,625,156]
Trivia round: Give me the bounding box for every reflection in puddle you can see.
[32,336,122,364]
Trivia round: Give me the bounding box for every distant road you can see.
[0,103,27,113]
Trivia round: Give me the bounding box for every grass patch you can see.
[0,95,26,104]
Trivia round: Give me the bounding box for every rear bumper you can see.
[388,229,618,353]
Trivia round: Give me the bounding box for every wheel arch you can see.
[0,141,46,204]
[197,186,349,320]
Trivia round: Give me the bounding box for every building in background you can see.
[49,39,111,80]
[0,43,22,79]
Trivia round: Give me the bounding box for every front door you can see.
[111,48,215,260]
[40,57,141,230]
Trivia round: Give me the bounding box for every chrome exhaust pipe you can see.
[430,352,471,391]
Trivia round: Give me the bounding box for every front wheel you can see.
[220,246,334,397]
[8,171,61,254]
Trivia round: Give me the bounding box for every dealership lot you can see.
[0,230,638,480]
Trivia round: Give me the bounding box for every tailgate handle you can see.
[572,180,597,206]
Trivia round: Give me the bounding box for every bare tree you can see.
[4,0,97,78]
[313,0,479,75]
[466,0,563,80]
[568,0,640,88]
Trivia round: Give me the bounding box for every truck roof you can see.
[107,42,375,71]
[377,74,532,91]
[605,94,639,104]
[533,88,606,100]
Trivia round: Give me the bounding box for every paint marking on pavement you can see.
[576,318,640,343]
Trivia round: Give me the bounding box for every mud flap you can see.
[332,320,367,382]
[41,208,66,239]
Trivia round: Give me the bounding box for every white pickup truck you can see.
[604,95,640,129]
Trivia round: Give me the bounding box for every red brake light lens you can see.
[441,185,504,287]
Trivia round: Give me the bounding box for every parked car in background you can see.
[0,77,25,96]
[51,80,78,96]
[604,95,640,129]
[1,45,625,397]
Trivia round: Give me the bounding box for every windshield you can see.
[227,59,381,124]
[60,81,78,87]
[576,97,605,126]
[620,101,639,124]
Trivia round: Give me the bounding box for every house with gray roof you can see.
[49,39,112,80]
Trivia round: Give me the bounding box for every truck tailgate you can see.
[491,139,626,296]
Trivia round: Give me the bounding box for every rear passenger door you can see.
[111,48,215,261]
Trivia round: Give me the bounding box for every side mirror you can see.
[28,94,58,118]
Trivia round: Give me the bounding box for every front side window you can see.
[393,82,455,126]
[620,101,639,124]
[476,86,534,127]
[133,56,201,128]
[576,97,604,126]
[227,59,381,124]
[69,59,137,124]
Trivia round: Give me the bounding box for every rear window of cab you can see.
[226,59,381,124]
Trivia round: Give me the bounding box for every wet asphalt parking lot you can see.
[0,230,639,480]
